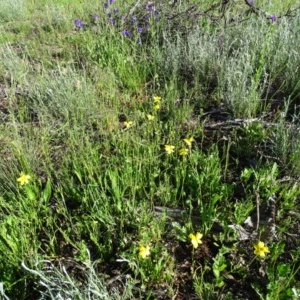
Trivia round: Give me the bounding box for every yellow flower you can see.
[179,148,189,156]
[183,137,194,148]
[154,104,160,110]
[165,144,175,155]
[254,241,270,258]
[153,96,162,103]
[123,121,133,128]
[17,172,31,185]
[147,114,155,121]
[189,232,203,249]
[139,245,150,259]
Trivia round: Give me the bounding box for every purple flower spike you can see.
[74,19,84,28]
[107,12,112,17]
[122,30,130,37]
[109,18,115,25]
[270,15,277,22]
[154,10,159,16]
[114,8,119,14]
[137,27,143,33]
[145,4,154,11]
[109,0,114,4]
[103,3,108,9]
[93,15,99,22]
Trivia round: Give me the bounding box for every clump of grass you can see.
[0,0,28,23]
[22,253,135,300]
[158,9,300,117]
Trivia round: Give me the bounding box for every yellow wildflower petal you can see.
[17,173,31,186]
[153,96,162,103]
[154,104,160,110]
[189,232,203,249]
[147,114,155,121]
[195,232,203,241]
[179,148,189,156]
[123,121,133,128]
[254,241,270,258]
[139,245,150,259]
[183,137,194,148]
[165,144,175,155]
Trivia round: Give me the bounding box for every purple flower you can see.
[122,30,130,37]
[113,8,119,14]
[137,37,141,44]
[109,18,115,25]
[247,0,254,6]
[270,15,277,22]
[145,14,150,19]
[93,15,99,22]
[132,16,137,23]
[107,12,112,17]
[104,0,114,8]
[74,19,84,28]
[137,27,143,33]
[154,10,159,16]
[145,4,154,11]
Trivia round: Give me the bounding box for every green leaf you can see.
[42,179,52,203]
[24,186,37,202]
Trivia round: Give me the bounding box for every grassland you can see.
[1,0,300,299]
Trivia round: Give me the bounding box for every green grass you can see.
[1,0,300,299]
